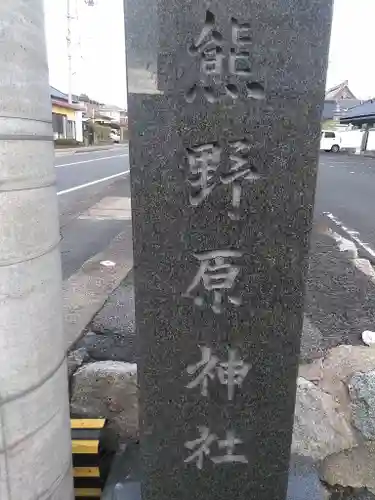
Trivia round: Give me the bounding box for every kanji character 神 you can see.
[186,346,250,400]
[186,346,219,397]
[217,348,250,401]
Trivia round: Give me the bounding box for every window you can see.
[66,120,76,139]
[324,131,335,138]
[52,113,66,138]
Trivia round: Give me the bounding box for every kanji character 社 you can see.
[211,430,248,465]
[184,426,217,470]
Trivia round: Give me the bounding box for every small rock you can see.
[292,378,357,461]
[316,346,375,411]
[362,331,375,347]
[348,370,375,439]
[299,359,323,383]
[67,347,89,378]
[70,361,138,444]
[320,443,375,495]
[77,332,137,363]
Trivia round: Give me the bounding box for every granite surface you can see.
[124,0,333,499]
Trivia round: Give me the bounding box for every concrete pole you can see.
[0,1,74,499]
[67,0,73,104]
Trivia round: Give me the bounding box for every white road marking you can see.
[55,153,128,168]
[324,211,375,259]
[326,227,375,283]
[57,170,129,196]
[100,260,116,267]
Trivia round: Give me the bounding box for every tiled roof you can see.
[50,86,79,103]
[325,80,357,100]
[322,99,362,121]
[341,99,375,121]
[50,86,68,101]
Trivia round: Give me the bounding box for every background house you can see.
[77,93,101,119]
[99,104,128,126]
[341,100,375,129]
[51,86,83,142]
[322,81,361,129]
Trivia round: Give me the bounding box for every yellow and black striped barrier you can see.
[71,418,106,499]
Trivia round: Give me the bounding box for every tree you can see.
[0,1,74,498]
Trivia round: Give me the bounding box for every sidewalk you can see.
[55,142,128,156]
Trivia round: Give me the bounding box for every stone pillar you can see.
[124,1,333,499]
[0,1,73,498]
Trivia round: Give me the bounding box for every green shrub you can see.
[54,138,81,147]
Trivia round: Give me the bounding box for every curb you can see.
[63,230,133,351]
[55,144,128,156]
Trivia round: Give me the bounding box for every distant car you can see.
[320,130,341,153]
[110,130,120,144]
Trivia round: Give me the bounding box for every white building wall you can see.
[340,129,364,149]
[75,111,83,143]
[366,130,375,151]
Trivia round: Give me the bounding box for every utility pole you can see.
[0,1,74,499]
[67,0,96,104]
[67,0,73,103]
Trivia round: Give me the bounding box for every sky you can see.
[327,0,375,99]
[44,0,127,107]
[44,0,375,108]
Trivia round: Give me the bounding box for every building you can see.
[340,100,375,129]
[322,80,361,128]
[51,86,83,142]
[77,94,101,119]
[335,100,375,154]
[99,104,127,126]
[325,80,357,101]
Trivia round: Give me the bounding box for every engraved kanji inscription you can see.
[184,427,248,469]
[186,346,250,400]
[187,139,262,219]
[187,143,221,206]
[185,10,265,103]
[184,250,242,313]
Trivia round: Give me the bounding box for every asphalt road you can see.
[58,147,375,278]
[315,152,375,261]
[58,147,375,354]
[300,152,375,360]
[56,146,131,280]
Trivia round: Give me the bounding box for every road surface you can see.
[56,146,130,280]
[57,147,375,355]
[300,152,375,360]
[58,148,375,280]
[316,153,375,261]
